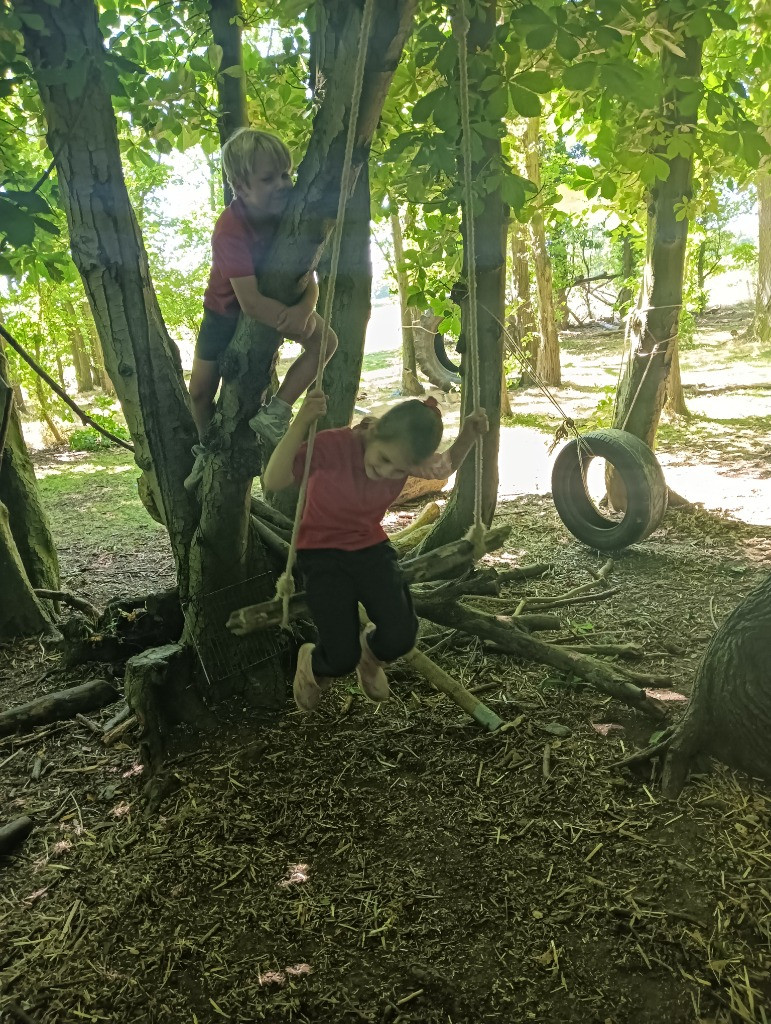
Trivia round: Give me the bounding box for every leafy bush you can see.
[68,412,131,451]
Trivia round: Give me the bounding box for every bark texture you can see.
[0,503,54,639]
[0,346,59,593]
[208,0,248,204]
[661,575,771,797]
[524,118,561,386]
[319,163,374,428]
[420,0,505,552]
[612,29,703,445]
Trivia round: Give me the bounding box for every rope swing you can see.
[275,0,376,628]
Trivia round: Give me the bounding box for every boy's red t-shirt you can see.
[203,199,275,317]
[292,426,451,551]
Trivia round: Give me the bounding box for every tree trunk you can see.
[390,207,424,397]
[524,118,561,386]
[0,347,59,592]
[70,324,94,392]
[319,162,374,429]
[616,232,636,319]
[0,502,55,639]
[612,30,703,446]
[80,300,114,394]
[420,0,505,552]
[664,339,689,416]
[660,575,771,798]
[510,218,536,386]
[19,0,209,593]
[208,0,248,205]
[754,151,771,344]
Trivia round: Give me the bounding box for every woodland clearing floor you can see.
[1,304,771,1024]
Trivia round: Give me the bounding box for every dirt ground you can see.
[2,307,771,1024]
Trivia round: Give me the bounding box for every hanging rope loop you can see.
[277,0,375,629]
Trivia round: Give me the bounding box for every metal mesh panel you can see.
[182,574,285,685]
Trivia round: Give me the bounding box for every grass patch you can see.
[36,448,167,555]
[502,411,563,433]
[361,349,399,373]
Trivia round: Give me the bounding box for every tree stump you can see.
[659,575,771,797]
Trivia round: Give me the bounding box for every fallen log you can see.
[414,600,666,722]
[0,678,120,738]
[228,525,512,635]
[0,816,34,856]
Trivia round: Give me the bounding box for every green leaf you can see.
[512,4,553,25]
[207,43,223,70]
[433,95,459,133]
[189,54,211,74]
[514,70,553,94]
[555,29,580,61]
[526,23,556,50]
[17,11,46,31]
[0,200,36,247]
[485,86,509,120]
[563,61,597,91]
[220,65,244,78]
[509,84,541,118]
[480,74,503,92]
[599,176,617,200]
[684,10,712,38]
[412,88,441,124]
[3,190,52,215]
[594,26,622,48]
[709,9,736,30]
[0,255,15,276]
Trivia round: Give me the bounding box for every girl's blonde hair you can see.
[221,127,292,196]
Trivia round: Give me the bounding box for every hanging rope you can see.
[276,0,375,628]
[453,3,487,561]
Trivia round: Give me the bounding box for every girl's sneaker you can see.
[293,643,331,712]
[249,397,292,446]
[355,627,390,703]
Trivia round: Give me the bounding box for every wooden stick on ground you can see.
[34,589,100,621]
[404,648,504,733]
[0,816,34,856]
[0,679,120,738]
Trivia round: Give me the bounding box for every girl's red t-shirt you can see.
[292,427,451,551]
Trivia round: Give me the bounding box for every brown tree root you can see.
[59,589,184,667]
[0,678,120,738]
[413,600,666,722]
[618,575,771,797]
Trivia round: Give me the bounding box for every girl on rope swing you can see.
[263,391,488,711]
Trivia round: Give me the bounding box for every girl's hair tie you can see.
[423,396,442,418]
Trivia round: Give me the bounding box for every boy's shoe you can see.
[293,643,332,712]
[249,397,292,447]
[183,443,207,492]
[355,626,390,703]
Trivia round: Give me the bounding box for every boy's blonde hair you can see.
[221,127,292,196]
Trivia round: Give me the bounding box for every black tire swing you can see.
[551,428,668,551]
